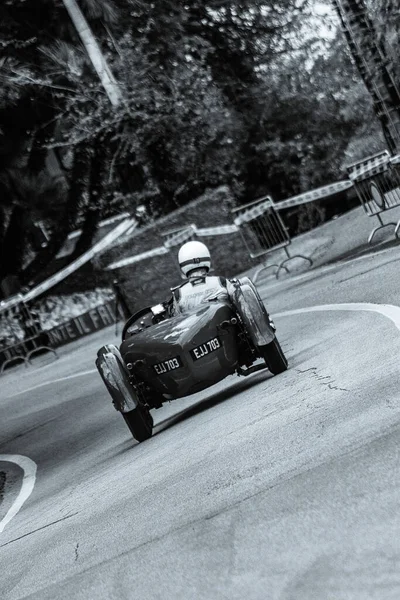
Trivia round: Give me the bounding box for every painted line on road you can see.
[8,369,97,399]
[275,302,400,332]
[341,245,397,265]
[9,302,400,400]
[261,244,398,292]
[0,455,37,535]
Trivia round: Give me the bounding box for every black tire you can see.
[259,338,288,375]
[123,405,153,442]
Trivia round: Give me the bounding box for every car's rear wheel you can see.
[259,338,288,375]
[123,405,153,442]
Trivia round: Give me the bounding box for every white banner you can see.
[105,224,241,270]
[346,151,391,182]
[106,246,169,270]
[68,211,131,240]
[233,200,274,226]
[0,294,25,315]
[163,225,197,248]
[1,168,376,300]
[196,224,239,236]
[23,218,136,302]
[276,180,354,210]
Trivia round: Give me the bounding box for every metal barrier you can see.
[232,197,313,282]
[104,182,354,275]
[0,295,57,373]
[346,150,400,243]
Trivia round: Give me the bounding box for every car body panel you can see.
[231,277,275,347]
[97,276,281,416]
[120,302,238,398]
[96,346,139,413]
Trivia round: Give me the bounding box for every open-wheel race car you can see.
[96,276,288,443]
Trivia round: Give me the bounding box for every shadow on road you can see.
[153,369,272,436]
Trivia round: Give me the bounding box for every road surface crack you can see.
[74,542,79,561]
[296,366,349,392]
[0,512,79,548]
[22,426,399,596]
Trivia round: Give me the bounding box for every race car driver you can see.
[171,240,233,314]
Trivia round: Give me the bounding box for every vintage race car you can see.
[96,277,288,443]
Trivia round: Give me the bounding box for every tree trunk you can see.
[21,143,91,285]
[61,0,122,107]
[0,205,27,283]
[70,138,111,259]
[27,94,58,175]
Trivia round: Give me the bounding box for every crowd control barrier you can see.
[346,150,400,243]
[0,295,57,373]
[232,197,313,282]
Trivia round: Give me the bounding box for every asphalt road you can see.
[1,244,399,600]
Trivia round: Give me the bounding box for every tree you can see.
[0,0,125,293]
[1,0,392,296]
[332,0,400,153]
[61,0,122,106]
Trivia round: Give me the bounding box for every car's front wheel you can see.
[259,338,288,375]
[123,405,154,442]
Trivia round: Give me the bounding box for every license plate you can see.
[190,337,221,361]
[153,356,183,375]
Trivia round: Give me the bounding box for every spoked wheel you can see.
[259,337,288,375]
[123,405,154,442]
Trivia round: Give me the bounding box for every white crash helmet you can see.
[178,241,211,277]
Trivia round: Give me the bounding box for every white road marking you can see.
[275,302,400,332]
[0,454,37,535]
[260,244,398,292]
[1,302,398,536]
[8,301,400,400]
[341,245,396,264]
[8,369,97,399]
[260,265,335,291]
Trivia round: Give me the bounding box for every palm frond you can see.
[40,41,85,78]
[79,0,119,23]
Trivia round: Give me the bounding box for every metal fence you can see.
[232,196,312,282]
[346,150,400,243]
[0,295,57,373]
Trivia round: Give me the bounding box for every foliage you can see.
[366,0,400,83]
[0,0,397,296]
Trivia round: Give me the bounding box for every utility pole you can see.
[62,0,122,107]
